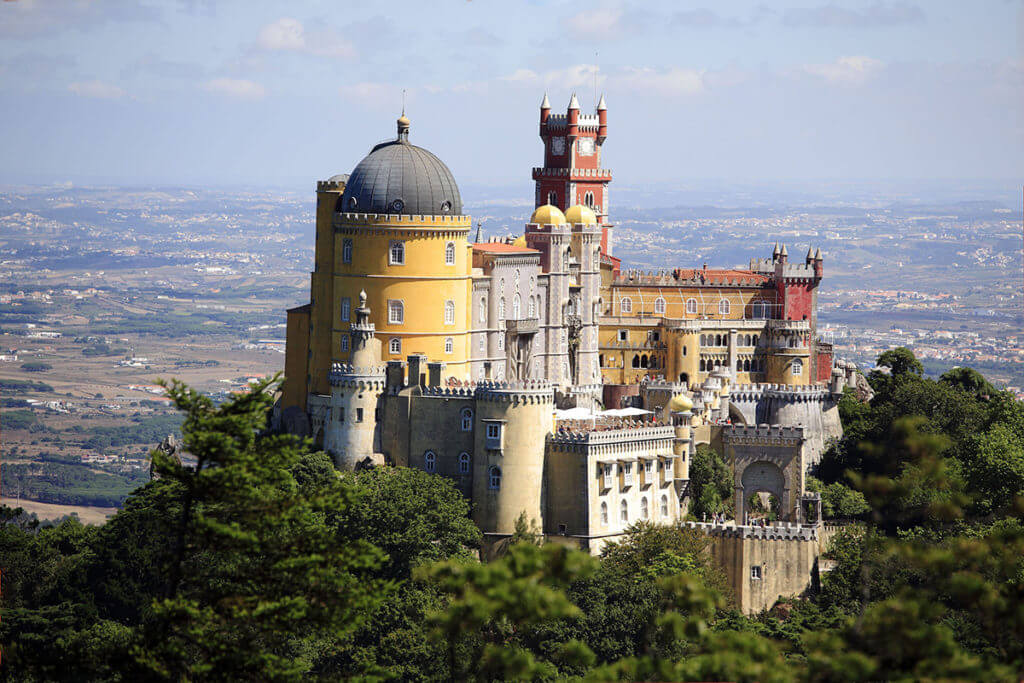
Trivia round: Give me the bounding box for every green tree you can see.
[688,444,733,520]
[940,366,996,400]
[876,346,923,377]
[957,423,1024,516]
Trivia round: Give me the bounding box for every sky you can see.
[0,0,1021,194]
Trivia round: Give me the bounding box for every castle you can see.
[279,95,854,612]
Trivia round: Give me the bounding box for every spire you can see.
[597,92,606,110]
[780,244,788,257]
[541,92,550,109]
[568,92,580,109]
[773,242,780,258]
[396,111,410,142]
[806,246,814,260]
[815,247,822,260]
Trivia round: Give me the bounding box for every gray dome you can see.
[340,131,462,217]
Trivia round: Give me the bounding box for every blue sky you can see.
[0,0,1021,191]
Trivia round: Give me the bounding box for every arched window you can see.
[563,248,570,272]
[736,359,742,371]
[641,497,649,520]
[660,494,669,517]
[445,241,456,266]
[528,296,536,318]
[640,355,649,368]
[513,294,521,319]
[498,298,506,320]
[620,297,632,314]
[699,359,706,372]
[488,466,501,490]
[389,240,405,265]
[754,300,769,319]
[444,337,454,354]
[620,499,629,523]
[686,298,698,315]
[600,501,608,525]
[632,354,640,368]
[715,334,722,346]
[340,336,350,352]
[389,337,401,355]
[444,300,455,325]
[460,408,473,431]
[744,359,751,371]
[718,298,730,315]
[752,335,759,347]
[342,239,353,264]
[388,300,404,325]
[654,297,666,315]
[682,346,687,356]
[424,451,436,473]
[792,358,803,376]
[547,191,557,206]
[479,298,487,323]
[340,298,350,322]
[458,452,470,474]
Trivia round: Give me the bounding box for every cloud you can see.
[68,80,126,99]
[256,17,356,59]
[802,56,884,84]
[784,2,925,28]
[121,53,205,80]
[561,7,649,40]
[0,0,161,39]
[203,78,266,99]
[502,64,602,91]
[611,67,706,95]
[671,9,745,28]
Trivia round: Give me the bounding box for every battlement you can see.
[724,423,805,443]
[328,362,386,387]
[531,166,613,180]
[548,422,675,446]
[334,213,472,228]
[613,268,770,288]
[317,180,345,192]
[682,521,818,541]
[475,379,555,404]
[767,319,811,333]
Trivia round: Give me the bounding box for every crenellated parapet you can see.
[682,521,818,542]
[724,423,805,445]
[329,362,387,387]
[474,379,555,404]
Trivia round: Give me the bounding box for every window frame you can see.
[444,299,455,325]
[458,452,470,474]
[389,240,405,266]
[444,241,456,266]
[340,297,351,322]
[424,450,436,473]
[488,465,502,490]
[654,296,666,315]
[620,297,632,314]
[388,299,404,325]
[718,298,730,316]
[444,337,454,354]
[460,408,473,431]
[389,337,401,355]
[342,238,353,264]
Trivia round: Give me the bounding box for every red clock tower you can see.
[534,92,614,257]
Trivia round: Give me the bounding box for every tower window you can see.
[641,497,649,520]
[445,241,456,266]
[618,329,628,342]
[479,298,487,323]
[513,294,521,319]
[620,499,629,523]
[498,298,506,321]
[584,191,595,208]
[340,336,350,352]
[460,408,473,431]
[458,452,470,474]
[751,566,763,580]
[488,466,502,490]
[528,296,536,318]
[389,240,405,266]
[341,297,351,322]
[389,337,401,355]
[661,494,669,517]
[686,298,698,315]
[600,501,608,525]
[547,191,557,206]
[445,337,454,354]
[424,450,436,473]
[342,239,353,264]
[620,297,632,314]
[444,300,455,325]
[718,299,730,316]
[654,297,666,315]
[388,300,404,325]
[792,358,803,376]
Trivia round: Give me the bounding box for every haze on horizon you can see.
[1,0,1021,193]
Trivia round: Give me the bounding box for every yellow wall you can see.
[281,305,310,411]
[603,284,776,320]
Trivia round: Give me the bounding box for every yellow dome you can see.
[667,393,694,412]
[530,204,566,225]
[512,235,527,248]
[564,204,597,225]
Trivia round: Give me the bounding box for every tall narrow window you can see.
[547,191,557,206]
[444,300,455,325]
[654,297,666,315]
[388,300,404,324]
[479,298,487,323]
[458,452,470,474]
[498,298,506,320]
[489,466,502,490]
[445,337,454,354]
[445,241,456,266]
[620,499,628,523]
[718,299,730,315]
[563,248,570,272]
[342,238,353,264]
[340,297,351,322]
[389,337,401,355]
[792,358,803,376]
[660,494,669,517]
[460,408,473,431]
[686,298,698,315]
[424,451,436,473]
[528,296,536,318]
[340,336,349,352]
[389,240,405,265]
[600,501,608,525]
[641,497,649,520]
[513,294,521,319]
[620,297,632,314]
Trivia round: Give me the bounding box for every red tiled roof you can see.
[471,243,539,254]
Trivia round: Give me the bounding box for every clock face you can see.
[551,137,565,155]
[578,138,595,156]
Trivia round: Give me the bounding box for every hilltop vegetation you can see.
[2,354,1024,680]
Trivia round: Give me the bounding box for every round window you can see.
[391,198,405,212]
[440,200,452,213]
[348,196,358,209]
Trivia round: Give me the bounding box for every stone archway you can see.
[737,460,787,523]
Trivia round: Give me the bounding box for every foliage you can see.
[688,444,733,520]
[876,346,924,377]
[1,461,147,507]
[940,366,997,399]
[807,475,870,519]
[20,361,52,372]
[0,378,54,394]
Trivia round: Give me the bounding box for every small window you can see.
[654,297,666,315]
[600,501,608,525]
[486,423,500,439]
[479,298,487,323]
[751,566,763,580]
[424,451,436,473]
[547,191,557,206]
[641,497,649,520]
[686,298,698,315]
[389,337,401,355]
[445,241,456,266]
[342,239,353,264]
[620,499,628,523]
[337,407,344,422]
[458,452,470,474]
[718,299,730,316]
[618,329,628,342]
[620,297,632,314]
[356,407,363,422]
[528,296,536,318]
[445,337,454,354]
[460,408,473,431]
[512,294,521,319]
[388,300,404,325]
[792,358,803,376]
[444,300,455,325]
[441,200,452,213]
[348,196,358,210]
[389,240,405,266]
[489,466,502,490]
[660,494,669,517]
[498,335,504,351]
[498,298,506,320]
[479,336,485,351]
[341,297,351,322]
[340,336,350,352]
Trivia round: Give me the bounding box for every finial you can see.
[359,289,367,308]
[475,221,482,242]
[568,92,580,109]
[541,92,550,109]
